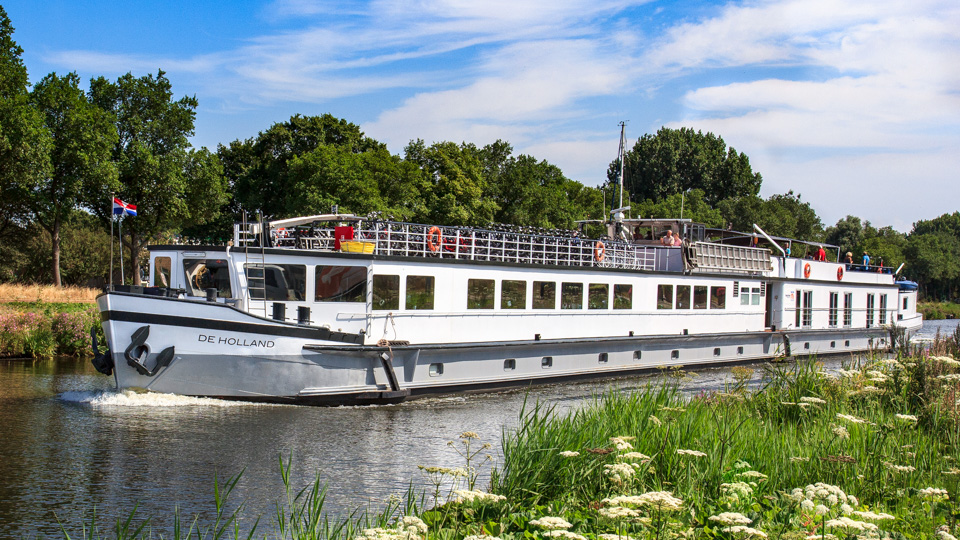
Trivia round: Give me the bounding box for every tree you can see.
[634,189,723,228]
[91,70,228,284]
[825,215,865,255]
[718,191,823,242]
[0,6,48,242]
[403,140,497,226]
[612,127,762,207]
[230,114,386,218]
[28,72,118,286]
[904,232,960,300]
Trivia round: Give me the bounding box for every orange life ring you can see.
[803,263,811,278]
[594,241,606,262]
[837,267,844,281]
[427,226,442,253]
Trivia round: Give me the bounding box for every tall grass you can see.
[0,283,99,304]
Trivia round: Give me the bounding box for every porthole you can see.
[542,356,553,369]
[713,348,721,357]
[737,346,744,355]
[598,353,609,363]
[804,342,810,350]
[633,350,642,360]
[845,340,850,347]
[503,359,516,371]
[830,341,836,348]
[671,350,680,360]
[429,363,444,377]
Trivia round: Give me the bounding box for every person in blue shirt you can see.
[862,251,870,269]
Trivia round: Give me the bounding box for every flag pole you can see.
[119,214,125,285]
[109,195,114,287]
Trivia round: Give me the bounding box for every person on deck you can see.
[673,231,684,246]
[661,231,674,246]
[844,252,854,268]
[816,245,826,261]
[862,251,870,270]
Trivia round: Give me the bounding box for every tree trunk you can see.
[52,219,62,287]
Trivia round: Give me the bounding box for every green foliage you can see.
[1,212,113,286]
[633,189,723,228]
[0,304,102,358]
[719,191,824,242]
[613,127,762,207]
[918,301,960,321]
[90,70,228,284]
[27,71,119,286]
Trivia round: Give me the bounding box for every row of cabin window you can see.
[373,276,635,311]
[656,285,727,310]
[818,292,890,329]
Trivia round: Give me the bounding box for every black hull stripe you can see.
[102,310,364,344]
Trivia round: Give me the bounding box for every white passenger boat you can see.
[90,211,922,405]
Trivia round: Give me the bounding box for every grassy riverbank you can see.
[920,301,960,321]
[0,284,100,358]
[57,337,960,539]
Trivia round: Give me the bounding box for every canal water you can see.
[0,319,956,538]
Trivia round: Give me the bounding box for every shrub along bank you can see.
[0,302,100,358]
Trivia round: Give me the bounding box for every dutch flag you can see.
[112,197,137,216]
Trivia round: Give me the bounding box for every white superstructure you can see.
[91,215,921,405]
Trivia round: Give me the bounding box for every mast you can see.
[617,121,626,212]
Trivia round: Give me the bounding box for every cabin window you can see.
[504,359,516,370]
[429,363,444,376]
[405,276,435,310]
[588,284,609,309]
[843,293,853,326]
[613,284,632,309]
[542,356,553,368]
[372,275,400,310]
[501,280,526,309]
[903,297,908,310]
[676,285,691,309]
[633,350,642,360]
[153,257,171,287]
[561,283,583,309]
[741,286,751,305]
[693,286,708,309]
[184,259,233,298]
[879,294,888,325]
[737,346,744,355]
[533,281,556,309]
[713,347,721,356]
[315,265,366,302]
[657,285,673,309]
[467,279,495,309]
[751,287,761,306]
[828,292,839,327]
[710,286,726,309]
[794,290,801,327]
[598,352,609,363]
[866,294,875,328]
[801,291,813,327]
[245,264,306,301]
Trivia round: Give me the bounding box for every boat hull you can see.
[98,292,912,405]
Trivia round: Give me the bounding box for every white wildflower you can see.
[738,470,768,480]
[800,499,815,511]
[648,415,662,427]
[837,413,867,424]
[604,462,639,483]
[464,535,502,540]
[853,510,895,520]
[883,462,916,473]
[676,449,707,458]
[721,526,767,538]
[401,516,427,535]
[599,534,637,540]
[814,504,829,515]
[635,491,684,511]
[529,517,572,530]
[840,504,853,515]
[790,456,811,463]
[919,487,950,501]
[559,451,580,458]
[937,528,959,540]
[598,506,640,519]
[721,482,754,505]
[825,517,877,532]
[618,452,652,462]
[832,425,850,440]
[708,512,752,525]
[895,414,918,424]
[937,374,960,382]
[800,396,827,404]
[609,436,635,450]
[453,490,506,503]
[543,531,586,540]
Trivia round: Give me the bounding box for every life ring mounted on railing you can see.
[837,266,844,281]
[803,263,811,279]
[427,226,442,253]
[594,241,606,262]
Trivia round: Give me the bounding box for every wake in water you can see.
[59,389,272,407]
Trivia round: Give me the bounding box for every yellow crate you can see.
[341,240,376,253]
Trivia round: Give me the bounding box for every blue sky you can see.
[6,0,959,231]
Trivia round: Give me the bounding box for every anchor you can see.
[90,326,114,376]
[124,325,176,377]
